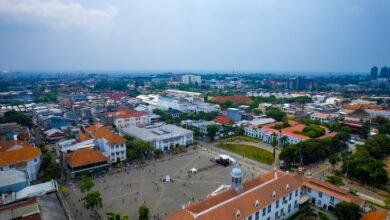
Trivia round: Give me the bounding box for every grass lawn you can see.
[215,143,274,165]
[223,136,259,143]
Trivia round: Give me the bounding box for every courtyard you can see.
[64,148,261,219]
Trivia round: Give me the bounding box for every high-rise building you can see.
[380,66,389,78]
[181,74,202,84]
[371,66,378,79]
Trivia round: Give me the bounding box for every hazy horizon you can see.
[1,0,389,72]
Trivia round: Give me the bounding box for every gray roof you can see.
[122,123,193,142]
[0,170,27,188]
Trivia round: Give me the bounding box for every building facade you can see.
[121,123,193,150]
[113,111,150,128]
[0,141,41,182]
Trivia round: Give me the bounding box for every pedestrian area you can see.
[65,149,259,220]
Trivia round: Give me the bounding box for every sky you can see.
[0,0,389,73]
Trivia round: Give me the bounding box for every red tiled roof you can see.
[342,103,382,111]
[167,171,364,220]
[210,95,252,104]
[0,141,41,166]
[65,148,107,168]
[115,111,147,119]
[318,132,338,140]
[167,171,300,220]
[360,211,389,220]
[213,115,232,125]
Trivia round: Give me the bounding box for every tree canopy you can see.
[207,124,219,141]
[265,109,286,121]
[333,202,360,220]
[0,110,33,128]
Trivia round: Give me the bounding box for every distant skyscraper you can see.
[370,66,378,79]
[380,66,389,78]
[296,76,307,90]
[181,74,202,84]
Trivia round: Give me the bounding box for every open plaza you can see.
[64,148,261,219]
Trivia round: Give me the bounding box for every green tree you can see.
[329,154,340,168]
[361,121,370,139]
[265,109,286,121]
[138,205,149,220]
[83,191,103,217]
[333,202,360,220]
[0,110,33,128]
[207,124,219,142]
[80,175,94,194]
[252,108,263,115]
[107,212,129,220]
[154,149,163,158]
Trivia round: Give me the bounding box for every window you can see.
[248,216,252,220]
[330,196,334,203]
[34,158,37,162]
[295,189,298,197]
[294,200,298,208]
[318,200,322,206]
[255,211,259,220]
[289,192,292,201]
[318,192,323,198]
[288,204,291,213]
[267,205,271,213]
[307,188,311,193]
[276,200,279,208]
[262,208,266,216]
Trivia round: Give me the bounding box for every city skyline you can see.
[0,0,389,72]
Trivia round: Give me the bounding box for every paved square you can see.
[65,148,262,219]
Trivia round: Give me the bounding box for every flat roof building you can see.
[121,123,193,150]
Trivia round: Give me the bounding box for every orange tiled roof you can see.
[210,95,252,104]
[167,170,363,220]
[115,111,147,119]
[64,148,107,168]
[317,132,338,140]
[92,127,126,145]
[281,124,310,141]
[80,124,126,145]
[213,115,232,125]
[77,131,91,141]
[360,211,389,220]
[342,103,382,111]
[0,141,41,166]
[167,171,301,220]
[300,177,363,205]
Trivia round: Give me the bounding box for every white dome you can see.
[231,167,243,178]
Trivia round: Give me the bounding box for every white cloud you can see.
[0,0,118,30]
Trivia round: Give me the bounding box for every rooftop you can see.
[0,141,41,166]
[122,123,192,141]
[64,148,108,168]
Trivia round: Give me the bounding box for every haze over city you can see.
[0,0,389,72]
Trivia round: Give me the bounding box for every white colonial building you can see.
[121,123,193,150]
[167,169,364,220]
[114,111,150,128]
[0,141,41,182]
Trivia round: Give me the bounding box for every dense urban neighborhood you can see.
[0,70,389,220]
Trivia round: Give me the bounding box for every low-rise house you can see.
[121,123,193,151]
[64,148,109,178]
[114,111,150,128]
[213,115,233,126]
[182,120,219,136]
[0,123,30,141]
[44,128,65,143]
[77,124,127,163]
[310,112,336,123]
[0,141,41,182]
